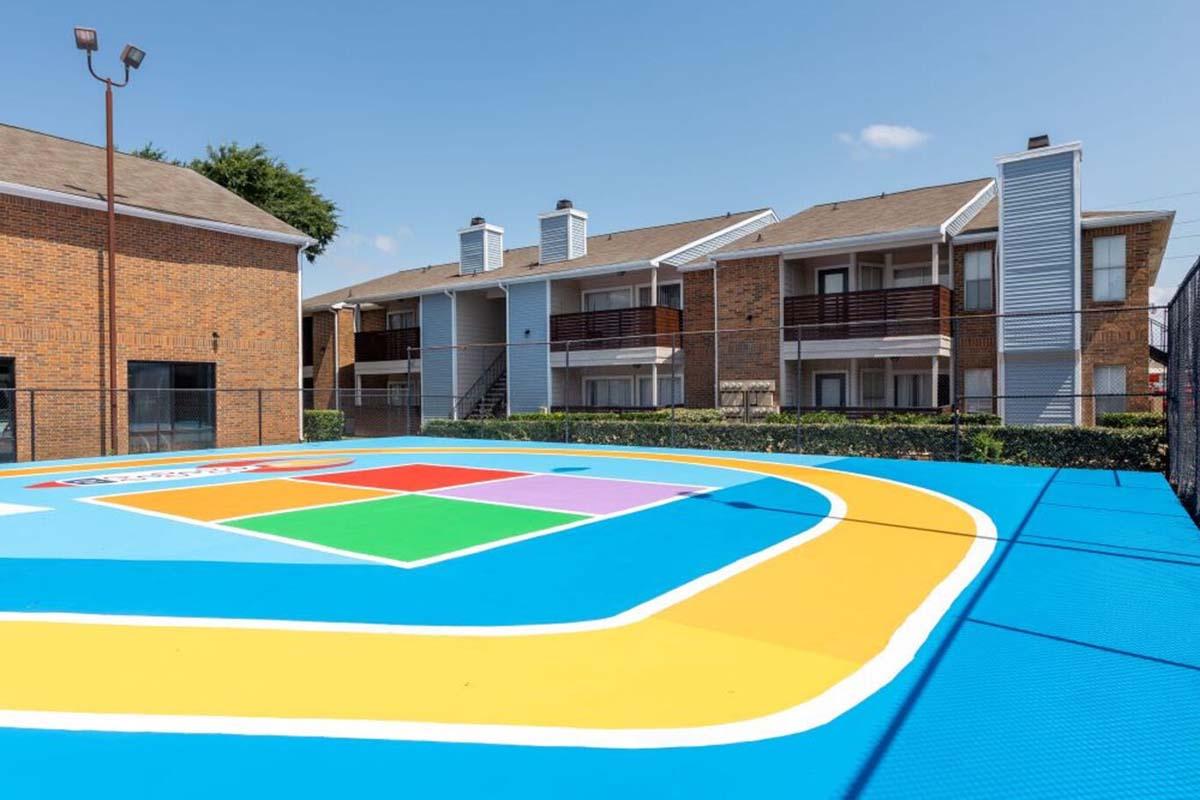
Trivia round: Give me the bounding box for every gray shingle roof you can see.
[304,209,770,310]
[0,123,305,239]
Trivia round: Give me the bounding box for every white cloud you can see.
[373,234,397,254]
[837,124,931,155]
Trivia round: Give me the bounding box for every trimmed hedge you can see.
[303,409,345,441]
[509,409,724,423]
[1097,412,1165,429]
[422,418,1165,472]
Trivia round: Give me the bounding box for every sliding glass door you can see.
[0,359,14,463]
[127,361,216,454]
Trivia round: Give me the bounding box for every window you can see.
[127,361,216,454]
[0,358,14,464]
[893,373,928,408]
[891,266,930,288]
[1093,235,1126,302]
[814,373,846,407]
[584,377,633,407]
[636,282,683,309]
[964,250,993,311]
[387,380,412,407]
[861,370,885,407]
[583,288,633,312]
[387,310,416,330]
[637,374,683,407]
[963,369,993,413]
[1094,365,1127,416]
[817,268,848,295]
[859,265,884,291]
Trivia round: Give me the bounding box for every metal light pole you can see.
[74,27,146,455]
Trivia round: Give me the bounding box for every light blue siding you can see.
[506,281,549,413]
[459,230,485,275]
[540,214,571,264]
[999,150,1079,424]
[662,212,778,267]
[420,293,455,419]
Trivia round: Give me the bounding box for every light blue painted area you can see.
[419,292,455,418]
[506,280,549,412]
[0,441,1196,797]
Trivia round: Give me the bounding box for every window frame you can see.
[1093,364,1128,416]
[582,375,635,408]
[1092,235,1127,303]
[963,249,994,312]
[387,310,417,330]
[963,368,993,414]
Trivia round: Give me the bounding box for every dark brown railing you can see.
[550,306,682,351]
[784,285,951,340]
[355,327,421,362]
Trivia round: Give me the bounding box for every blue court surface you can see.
[0,437,1197,798]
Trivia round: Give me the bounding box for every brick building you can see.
[0,124,312,462]
[305,136,1172,429]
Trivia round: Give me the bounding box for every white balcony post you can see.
[884,358,895,407]
[848,358,858,407]
[649,266,658,307]
[931,355,939,409]
[651,363,659,407]
[930,243,939,286]
[848,252,858,292]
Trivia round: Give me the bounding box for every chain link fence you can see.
[1167,258,1200,520]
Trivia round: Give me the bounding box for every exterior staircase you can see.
[466,371,507,419]
[455,350,508,420]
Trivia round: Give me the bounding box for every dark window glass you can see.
[0,358,14,463]
[127,361,216,454]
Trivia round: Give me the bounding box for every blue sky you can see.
[3,1,1198,300]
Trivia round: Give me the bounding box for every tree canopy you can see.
[131,142,338,260]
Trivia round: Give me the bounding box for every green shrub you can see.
[508,408,724,424]
[1097,412,1164,429]
[422,418,1165,471]
[968,431,1004,463]
[303,409,345,441]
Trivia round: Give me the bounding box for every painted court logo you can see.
[27,457,354,489]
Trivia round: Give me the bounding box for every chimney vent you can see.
[458,217,503,275]
[1027,134,1050,150]
[539,200,588,264]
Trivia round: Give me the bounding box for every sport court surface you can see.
[0,437,1196,798]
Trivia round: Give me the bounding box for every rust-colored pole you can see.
[105,78,118,455]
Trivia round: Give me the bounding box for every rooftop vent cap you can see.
[555,199,573,210]
[469,216,486,226]
[1027,134,1051,150]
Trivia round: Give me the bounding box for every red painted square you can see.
[298,464,526,492]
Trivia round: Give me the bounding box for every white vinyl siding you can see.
[1092,235,1126,302]
[1094,365,1127,416]
[964,250,994,311]
[964,369,993,413]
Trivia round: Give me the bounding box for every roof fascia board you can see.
[651,209,777,265]
[681,225,944,270]
[0,179,313,246]
[995,141,1082,165]
[940,180,997,235]
[1081,210,1174,229]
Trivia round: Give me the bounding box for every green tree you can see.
[129,141,339,261]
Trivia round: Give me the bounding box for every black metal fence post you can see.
[951,316,960,460]
[257,389,264,446]
[405,346,412,436]
[564,338,571,444]
[29,389,36,463]
[794,324,803,454]
[670,332,677,449]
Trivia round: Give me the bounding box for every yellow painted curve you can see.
[0,448,981,730]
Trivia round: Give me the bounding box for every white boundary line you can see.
[0,449,997,749]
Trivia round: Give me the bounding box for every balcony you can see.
[784,285,951,341]
[355,327,421,362]
[550,306,683,351]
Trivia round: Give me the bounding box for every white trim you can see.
[550,346,681,368]
[0,179,313,246]
[996,167,1006,423]
[499,283,512,417]
[653,209,777,265]
[1072,148,1083,426]
[455,222,505,236]
[536,207,590,221]
[783,335,951,361]
[1081,210,1172,229]
[681,226,944,270]
[940,180,997,235]
[296,245,307,442]
[545,280,552,411]
[447,290,458,420]
[994,140,1082,165]
[354,359,421,376]
[950,230,998,244]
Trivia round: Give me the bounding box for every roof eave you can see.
[682,225,945,270]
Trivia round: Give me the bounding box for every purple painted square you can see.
[429,474,701,515]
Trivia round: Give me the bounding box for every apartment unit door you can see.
[815,373,846,408]
[0,358,14,463]
[127,361,216,454]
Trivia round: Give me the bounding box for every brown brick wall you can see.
[682,269,715,407]
[952,241,998,412]
[1080,223,1153,422]
[715,256,781,400]
[0,193,300,460]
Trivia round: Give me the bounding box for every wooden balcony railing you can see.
[355,327,421,362]
[550,306,683,351]
[783,285,951,341]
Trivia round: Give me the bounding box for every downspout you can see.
[445,290,457,419]
[295,243,310,442]
[498,283,511,417]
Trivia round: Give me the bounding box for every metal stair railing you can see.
[454,349,506,420]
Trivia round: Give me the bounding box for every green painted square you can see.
[225,494,587,562]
